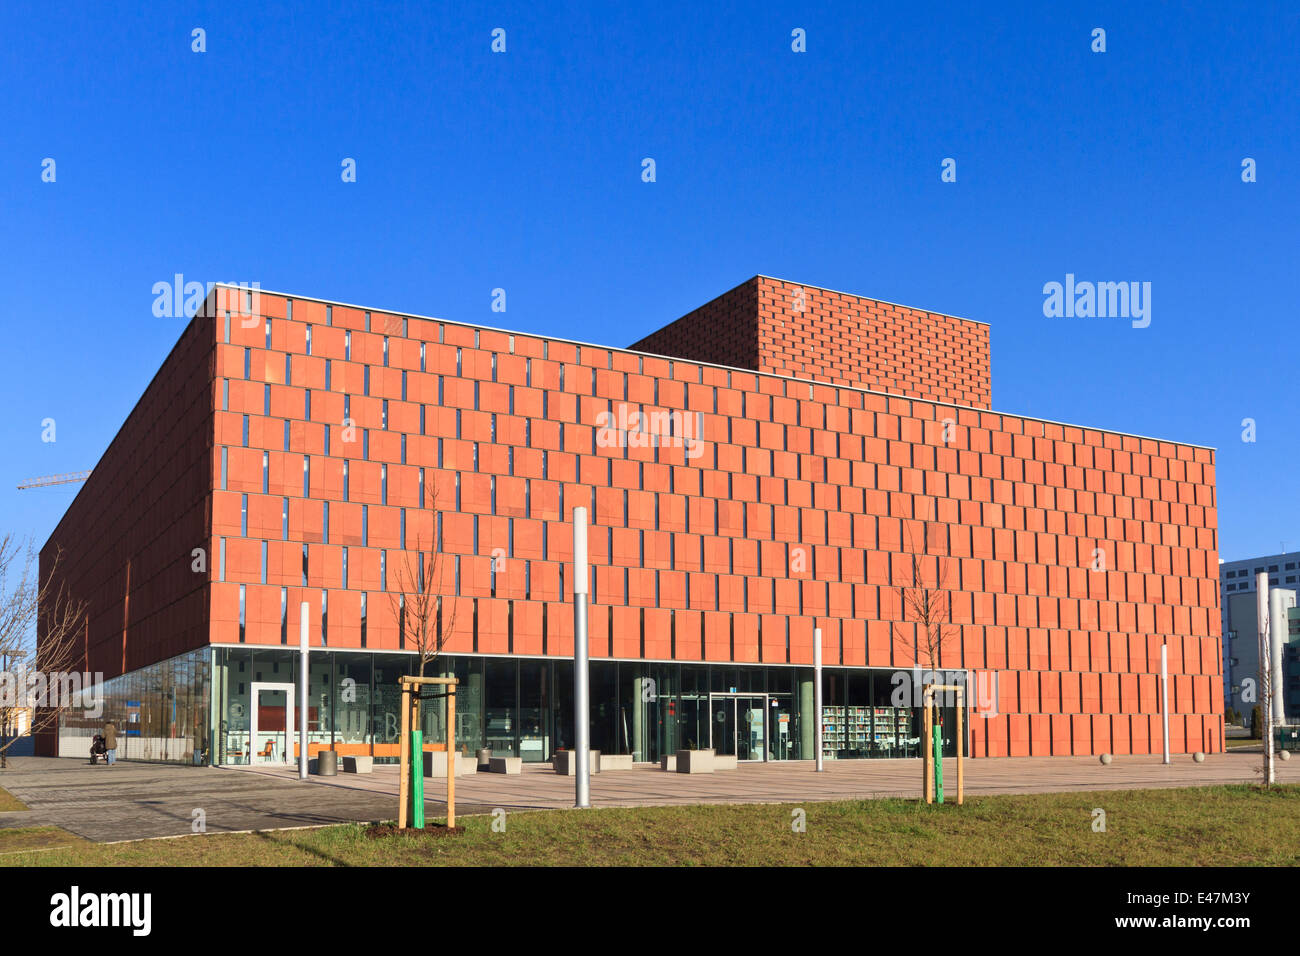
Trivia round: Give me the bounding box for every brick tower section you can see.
[630,276,991,409]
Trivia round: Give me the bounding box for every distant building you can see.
[1220,552,1298,720]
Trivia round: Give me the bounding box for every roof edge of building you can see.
[754,274,991,328]
[199,282,1215,452]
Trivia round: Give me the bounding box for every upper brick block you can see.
[629,276,991,409]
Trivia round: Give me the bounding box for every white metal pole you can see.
[1258,572,1274,784]
[1160,640,1170,765]
[573,508,590,808]
[299,602,309,780]
[814,627,823,772]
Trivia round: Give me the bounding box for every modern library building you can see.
[39,277,1225,766]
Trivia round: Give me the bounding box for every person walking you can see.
[103,720,118,767]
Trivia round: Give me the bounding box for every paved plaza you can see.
[2,750,1293,844]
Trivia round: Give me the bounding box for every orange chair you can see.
[257,741,275,760]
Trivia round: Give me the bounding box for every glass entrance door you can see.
[249,682,295,765]
[710,695,736,756]
[709,694,769,761]
[736,697,766,761]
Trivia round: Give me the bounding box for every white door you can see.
[250,682,296,765]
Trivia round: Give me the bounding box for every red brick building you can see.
[40,276,1223,764]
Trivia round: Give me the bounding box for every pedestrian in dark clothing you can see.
[104,721,118,766]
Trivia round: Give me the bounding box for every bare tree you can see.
[389,483,459,678]
[0,536,87,769]
[890,521,959,674]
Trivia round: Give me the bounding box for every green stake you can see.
[410,729,424,828]
[933,725,944,805]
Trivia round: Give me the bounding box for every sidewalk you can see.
[232,750,1299,810]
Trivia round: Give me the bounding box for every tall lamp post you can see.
[814,627,823,771]
[299,602,309,780]
[573,507,591,808]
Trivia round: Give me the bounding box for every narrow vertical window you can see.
[282,497,289,540]
[400,508,406,549]
[280,588,288,643]
[381,463,388,505]
[324,359,331,391]
[304,323,311,355]
[264,384,270,416]
[262,451,269,493]
[401,434,406,464]
[362,505,368,546]
[343,460,349,501]
[224,310,231,343]
[265,319,271,349]
[380,550,387,591]
[221,447,228,490]
[303,455,310,497]
[364,366,370,396]
[285,353,292,386]
[342,546,349,589]
[360,592,368,647]
[218,537,226,582]
[260,541,267,584]
[305,389,311,421]
[420,342,426,372]
[322,501,329,545]
[244,347,251,380]
[238,584,246,642]
[283,420,290,452]
[242,415,249,447]
[320,590,328,647]
[222,379,229,410]
[301,544,308,586]
[344,329,350,359]
[383,336,389,366]
[326,305,333,326]
[240,493,248,536]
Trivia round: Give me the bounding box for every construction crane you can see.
[16,470,91,490]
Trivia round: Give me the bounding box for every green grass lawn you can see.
[2,784,1298,867]
[0,787,28,813]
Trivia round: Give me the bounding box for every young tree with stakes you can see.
[388,484,459,679]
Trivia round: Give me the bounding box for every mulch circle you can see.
[364,823,465,839]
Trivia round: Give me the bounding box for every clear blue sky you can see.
[1,1,1295,562]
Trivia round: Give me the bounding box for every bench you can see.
[552,750,600,775]
[598,754,634,771]
[675,749,714,774]
[712,754,738,771]
[489,756,522,774]
[341,756,373,774]
[423,752,478,777]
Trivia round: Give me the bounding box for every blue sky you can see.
[1,1,1296,562]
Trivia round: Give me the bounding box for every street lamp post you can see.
[573,507,591,808]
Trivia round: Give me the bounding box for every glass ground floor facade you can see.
[59,646,967,766]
